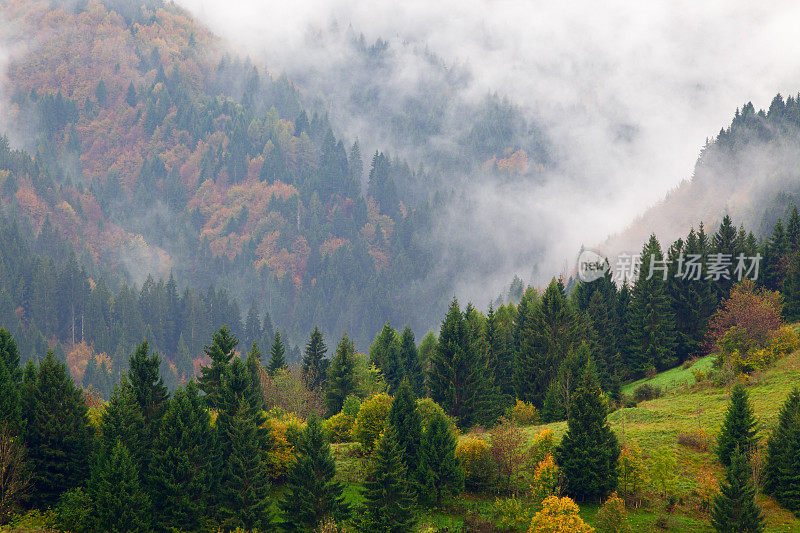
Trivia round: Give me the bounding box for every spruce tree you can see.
[0,329,21,432]
[783,252,800,322]
[245,341,264,412]
[388,381,425,493]
[370,321,402,393]
[325,333,357,416]
[764,388,800,512]
[399,326,424,397]
[359,426,417,532]
[717,384,759,467]
[98,376,146,468]
[128,340,169,424]
[268,329,287,375]
[87,440,151,532]
[302,326,328,391]
[149,382,215,531]
[198,326,238,409]
[280,415,350,531]
[711,446,764,533]
[125,81,137,107]
[22,351,92,507]
[555,368,620,502]
[419,409,464,505]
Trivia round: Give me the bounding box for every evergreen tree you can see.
[717,384,759,467]
[0,329,22,432]
[87,440,151,532]
[97,376,146,467]
[149,382,215,531]
[399,326,424,397]
[764,388,800,512]
[783,252,800,322]
[268,329,286,375]
[125,81,137,107]
[419,410,464,505]
[128,340,169,424]
[21,352,92,507]
[625,235,678,375]
[280,415,350,531]
[198,326,238,409]
[325,333,357,416]
[388,380,425,494]
[359,426,417,532]
[711,446,764,533]
[245,341,264,412]
[555,368,620,502]
[302,326,328,391]
[486,304,515,408]
[370,321,402,393]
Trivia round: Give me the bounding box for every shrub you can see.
[53,488,93,532]
[508,399,539,426]
[529,428,556,465]
[527,495,593,533]
[531,454,561,502]
[492,496,535,531]
[352,393,392,452]
[325,412,354,443]
[633,383,662,403]
[262,409,306,481]
[677,429,709,452]
[416,397,457,435]
[456,437,497,491]
[695,470,719,511]
[595,492,630,533]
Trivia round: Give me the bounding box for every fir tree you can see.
[388,380,425,494]
[370,321,402,393]
[245,341,264,412]
[359,426,417,532]
[717,384,759,467]
[22,352,92,507]
[268,329,286,375]
[125,81,137,107]
[783,252,800,322]
[280,415,350,531]
[764,388,800,512]
[98,376,146,467]
[149,382,215,531]
[486,304,515,408]
[555,368,620,502]
[302,326,328,391]
[128,340,169,424]
[419,409,464,506]
[325,333,357,416]
[710,446,764,533]
[0,329,22,432]
[198,326,238,409]
[87,440,151,532]
[399,326,424,397]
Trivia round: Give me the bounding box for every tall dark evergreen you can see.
[21,352,92,507]
[711,215,739,299]
[280,415,350,531]
[97,376,146,468]
[370,321,402,393]
[711,446,764,533]
[128,340,169,424]
[325,333,357,416]
[245,341,264,412]
[149,382,215,531]
[399,326,424,397]
[268,329,287,375]
[717,384,759,467]
[486,304,515,408]
[302,326,328,391]
[764,388,800,513]
[0,329,22,432]
[555,368,620,502]
[387,381,425,494]
[359,426,417,532]
[419,410,464,506]
[198,326,238,409]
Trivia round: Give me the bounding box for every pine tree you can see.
[0,329,22,432]
[783,252,800,322]
[198,326,238,409]
[302,326,328,391]
[98,376,146,468]
[128,340,169,424]
[419,409,464,506]
[555,368,620,502]
[625,235,678,375]
[268,329,286,375]
[280,415,350,531]
[325,333,357,416]
[764,388,800,512]
[711,446,764,533]
[87,440,151,532]
[21,352,92,507]
[245,341,264,412]
[717,384,759,467]
[486,304,515,408]
[399,326,424,397]
[388,381,425,493]
[370,321,402,393]
[149,382,215,531]
[125,81,137,107]
[359,426,417,532]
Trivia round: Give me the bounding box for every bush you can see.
[531,454,561,502]
[695,470,719,511]
[633,383,662,403]
[507,399,539,426]
[492,496,535,531]
[595,492,630,533]
[677,429,709,452]
[529,429,556,465]
[456,437,497,491]
[352,393,392,452]
[262,409,306,481]
[416,397,457,435]
[325,412,355,443]
[527,496,593,533]
[53,488,93,532]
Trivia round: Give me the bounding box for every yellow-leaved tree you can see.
[528,495,593,533]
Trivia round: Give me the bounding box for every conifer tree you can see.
[149,382,215,531]
[555,368,620,502]
[359,426,417,532]
[782,252,800,322]
[325,333,357,416]
[419,409,464,505]
[625,235,678,375]
[21,352,92,507]
[0,329,22,432]
[486,304,515,408]
[388,380,425,493]
[717,384,759,467]
[764,388,800,512]
[87,440,151,532]
[245,341,264,412]
[280,415,350,531]
[399,326,424,397]
[370,322,402,393]
[302,326,328,391]
[198,326,238,409]
[711,446,764,533]
[98,376,146,467]
[125,81,137,107]
[268,329,287,375]
[128,340,169,424]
